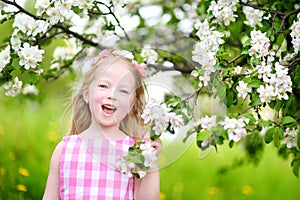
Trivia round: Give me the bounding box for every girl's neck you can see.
[79,121,127,141]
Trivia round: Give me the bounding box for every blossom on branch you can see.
[243,6,264,28]
[3,77,22,97]
[18,43,44,70]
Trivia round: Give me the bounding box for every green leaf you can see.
[72,6,82,14]
[292,159,300,177]
[264,127,274,144]
[293,75,300,88]
[11,58,21,70]
[226,90,233,107]
[28,71,38,85]
[249,92,261,106]
[281,116,296,125]
[247,79,263,88]
[273,127,280,148]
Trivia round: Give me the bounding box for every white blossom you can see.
[141,98,183,136]
[10,30,22,51]
[243,6,264,28]
[140,141,157,168]
[290,16,300,54]
[233,65,243,75]
[22,84,39,96]
[13,13,48,37]
[141,46,158,64]
[219,117,247,142]
[0,46,11,72]
[257,84,276,103]
[198,115,217,130]
[208,0,239,26]
[249,30,270,58]
[35,0,50,16]
[3,77,23,97]
[18,43,44,70]
[46,6,64,25]
[236,81,252,99]
[281,128,298,149]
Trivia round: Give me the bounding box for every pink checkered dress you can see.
[59,135,135,200]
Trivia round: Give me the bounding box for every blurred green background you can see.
[1,76,300,200]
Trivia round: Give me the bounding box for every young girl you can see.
[43,49,162,200]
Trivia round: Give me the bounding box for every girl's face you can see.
[85,60,136,128]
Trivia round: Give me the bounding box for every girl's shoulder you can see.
[62,134,80,142]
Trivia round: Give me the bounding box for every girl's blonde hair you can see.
[69,53,146,139]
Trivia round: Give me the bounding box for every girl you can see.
[43,49,162,200]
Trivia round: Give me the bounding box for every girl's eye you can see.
[119,89,129,94]
[98,84,108,89]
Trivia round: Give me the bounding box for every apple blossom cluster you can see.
[17,43,45,70]
[13,13,49,37]
[290,13,300,54]
[192,20,225,87]
[195,115,248,150]
[208,0,239,26]
[236,80,252,99]
[242,6,264,28]
[198,115,217,130]
[2,77,22,97]
[257,61,292,102]
[140,46,158,65]
[35,0,93,23]
[281,128,299,149]
[117,141,157,179]
[219,117,248,142]
[249,30,270,58]
[141,98,184,137]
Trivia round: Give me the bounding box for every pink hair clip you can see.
[92,49,147,77]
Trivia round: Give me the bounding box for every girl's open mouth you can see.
[102,104,117,115]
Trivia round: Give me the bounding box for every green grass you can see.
[0,79,300,200]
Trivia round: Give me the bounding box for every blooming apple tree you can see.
[0,0,300,176]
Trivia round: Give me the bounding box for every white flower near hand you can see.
[281,128,298,149]
[0,46,10,72]
[18,43,44,70]
[236,81,252,99]
[3,77,23,97]
[140,141,157,168]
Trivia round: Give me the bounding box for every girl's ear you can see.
[129,98,136,112]
[83,88,89,104]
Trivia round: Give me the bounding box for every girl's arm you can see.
[42,141,62,200]
[134,139,162,200]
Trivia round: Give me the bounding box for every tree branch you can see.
[1,0,99,47]
[94,1,131,41]
[274,7,300,37]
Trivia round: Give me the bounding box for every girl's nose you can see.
[106,90,116,100]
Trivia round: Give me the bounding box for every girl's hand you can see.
[150,139,162,156]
